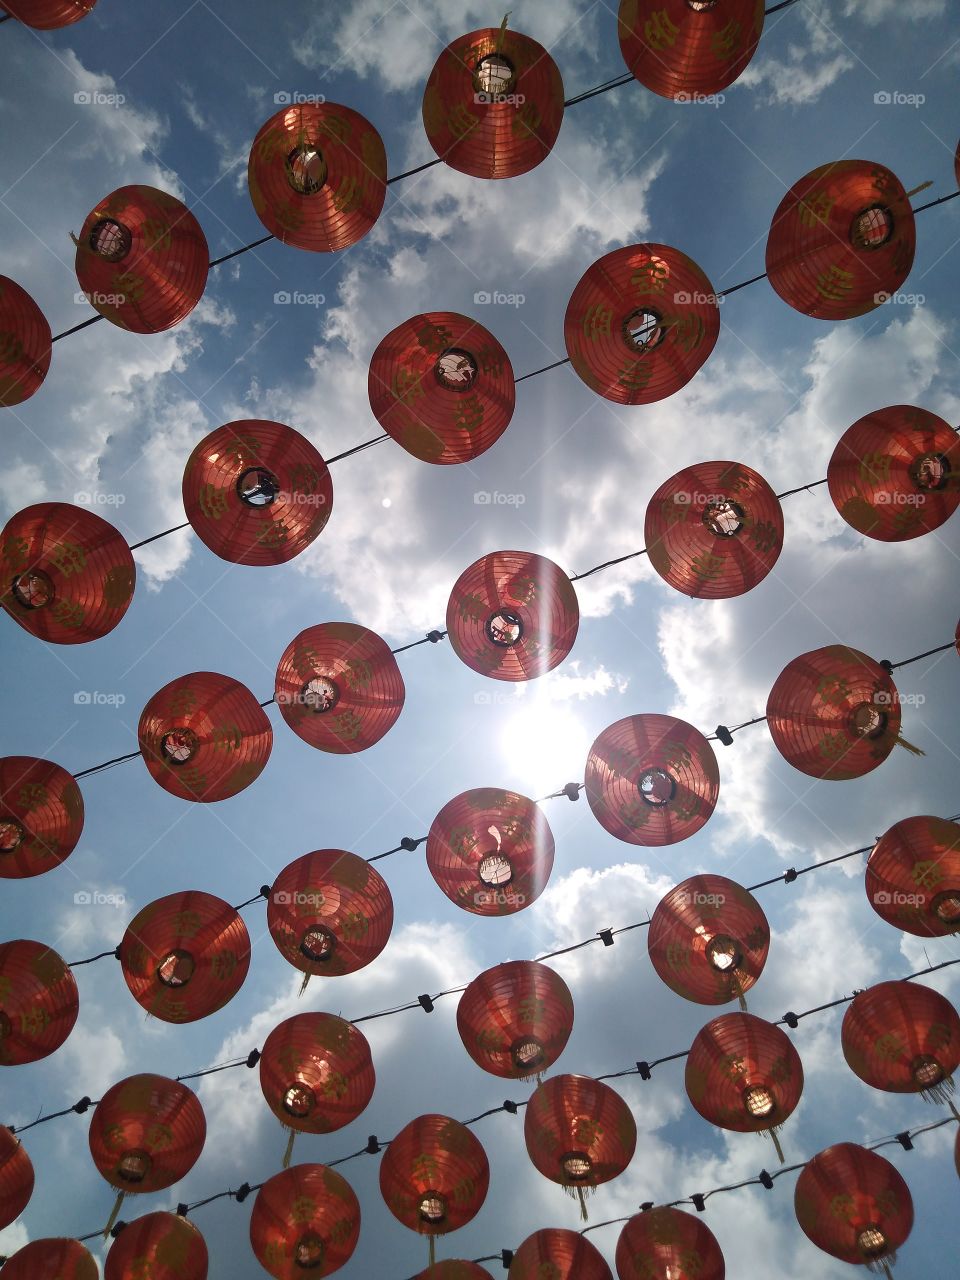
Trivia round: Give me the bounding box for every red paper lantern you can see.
[794,1144,913,1269]
[0,756,83,880]
[259,1013,375,1140]
[446,550,579,681]
[248,103,386,252]
[74,186,208,333]
[645,461,784,598]
[0,1239,97,1280]
[2,0,95,27]
[368,312,515,464]
[585,714,719,846]
[457,960,573,1078]
[417,1265,494,1280]
[0,1127,34,1229]
[0,275,51,406]
[422,26,564,179]
[564,244,720,404]
[648,875,770,1006]
[138,671,273,802]
[766,646,903,780]
[88,1075,206,1194]
[274,623,404,753]
[616,1207,725,1280]
[866,815,960,937]
[105,1212,208,1280]
[379,1114,490,1240]
[618,0,764,99]
[249,1164,361,1279]
[510,1228,612,1280]
[182,420,332,565]
[841,980,960,1103]
[827,405,960,542]
[766,160,915,321]
[0,939,78,1065]
[427,787,555,916]
[268,849,394,978]
[119,890,250,1023]
[0,502,135,644]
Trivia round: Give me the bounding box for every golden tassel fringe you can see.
[299,971,310,997]
[895,734,925,757]
[282,1128,296,1169]
[769,1126,785,1165]
[103,1190,124,1238]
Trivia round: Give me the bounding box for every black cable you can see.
[889,642,955,670]
[386,158,444,185]
[326,433,391,464]
[67,948,117,968]
[128,521,191,551]
[207,233,275,269]
[72,749,141,780]
[775,477,828,500]
[514,356,571,383]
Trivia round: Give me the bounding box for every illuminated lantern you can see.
[509,1227,612,1280]
[2,0,95,28]
[0,1127,34,1229]
[0,939,78,1065]
[0,276,51,406]
[138,671,272,802]
[0,502,135,644]
[274,623,404,753]
[866,815,960,936]
[368,312,515,464]
[645,461,783,598]
[685,1012,803,1162]
[182,420,332,565]
[0,1240,98,1280]
[585,714,719,846]
[446,550,579,681]
[648,875,769,1006]
[268,849,393,983]
[794,1144,913,1274]
[104,1212,208,1280]
[0,756,83,880]
[615,1207,725,1280]
[119,891,250,1023]
[250,1164,360,1279]
[416,1265,494,1280]
[766,646,906,780]
[827,405,960,542]
[74,186,208,333]
[618,0,764,99]
[564,244,720,404]
[248,103,386,252]
[422,25,564,179]
[766,160,915,321]
[841,980,960,1106]
[457,960,573,1078]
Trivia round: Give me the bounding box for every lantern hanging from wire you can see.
[615,1206,725,1280]
[416,1264,495,1280]
[0,755,84,880]
[0,1127,34,1230]
[0,1239,98,1279]
[457,960,574,1078]
[617,0,765,100]
[509,1227,613,1280]
[0,938,78,1065]
[249,1163,361,1279]
[865,815,960,937]
[2,0,96,27]
[104,1211,208,1280]
[0,275,52,406]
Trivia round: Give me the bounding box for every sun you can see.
[498,695,594,798]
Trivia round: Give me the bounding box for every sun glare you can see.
[498,698,593,798]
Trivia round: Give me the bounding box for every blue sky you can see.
[1,0,959,1276]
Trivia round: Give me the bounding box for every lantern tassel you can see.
[282,1128,297,1169]
[428,1236,436,1268]
[496,11,511,53]
[894,734,925,757]
[866,1252,896,1276]
[905,181,933,198]
[920,1074,954,1107]
[577,1186,589,1222]
[733,971,748,1012]
[768,1126,785,1165]
[103,1190,124,1238]
[299,971,310,997]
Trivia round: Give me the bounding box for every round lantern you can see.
[585,714,719,846]
[827,405,960,542]
[105,1212,208,1280]
[182,420,332,565]
[0,275,52,406]
[0,939,78,1065]
[866,815,960,937]
[0,1239,97,1280]
[766,160,915,321]
[0,1127,34,1230]
[509,1227,612,1280]
[248,103,386,252]
[422,26,564,179]
[457,960,574,1078]
[379,1115,489,1249]
[2,0,95,27]
[368,312,515,464]
[648,875,770,1006]
[766,646,904,780]
[564,243,720,404]
[268,849,393,981]
[794,1143,913,1271]
[616,1207,725,1280]
[446,550,579,681]
[249,1164,360,1279]
[138,671,272,802]
[417,1264,494,1280]
[645,461,784,598]
[0,502,135,644]
[841,980,960,1104]
[74,186,208,333]
[119,890,250,1023]
[0,756,83,880]
[618,0,764,99]
[274,623,404,753]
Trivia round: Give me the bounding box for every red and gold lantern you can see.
[0,275,51,406]
[841,980,960,1104]
[509,1228,612,1280]
[615,1207,725,1280]
[0,939,78,1065]
[104,1212,208,1280]
[249,1164,360,1279]
[0,756,83,880]
[865,815,960,937]
[379,1115,489,1250]
[618,0,764,99]
[2,0,95,27]
[0,1127,34,1229]
[457,960,573,1078]
[0,1239,97,1280]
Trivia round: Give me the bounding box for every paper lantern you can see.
[795,1144,913,1271]
[275,623,404,753]
[766,160,915,320]
[0,502,135,644]
[138,671,272,802]
[182,420,332,565]
[827,405,960,541]
[0,756,83,880]
[509,1228,612,1280]
[645,461,784,598]
[249,1164,360,1279]
[416,1265,494,1280]
[615,1207,725,1280]
[0,275,51,406]
[618,0,764,99]
[446,550,579,680]
[422,26,564,178]
[457,960,573,1078]
[866,815,960,936]
[2,0,95,27]
[585,714,719,846]
[0,939,78,1065]
[74,186,208,332]
[842,980,960,1104]
[119,890,250,1023]
[105,1212,208,1280]
[248,103,386,252]
[0,1239,97,1280]
[564,243,720,404]
[368,312,515,463]
[379,1115,489,1243]
[0,1127,34,1229]
[648,875,769,1006]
